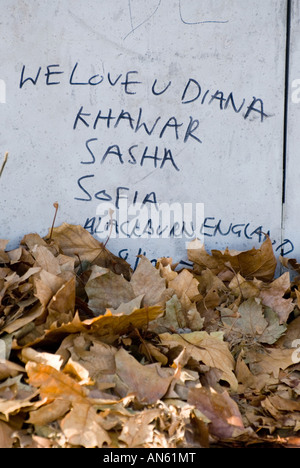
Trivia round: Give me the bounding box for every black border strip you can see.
[282,0,292,205]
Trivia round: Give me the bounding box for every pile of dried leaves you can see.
[0,222,299,448]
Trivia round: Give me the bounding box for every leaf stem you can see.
[49,202,59,242]
[0,152,8,179]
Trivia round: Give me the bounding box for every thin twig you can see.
[48,202,59,242]
[0,152,8,178]
[104,208,114,247]
[134,327,154,363]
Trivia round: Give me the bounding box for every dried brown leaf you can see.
[259,272,294,323]
[115,348,174,404]
[159,331,238,391]
[27,399,71,426]
[0,420,14,448]
[188,387,245,439]
[60,402,111,448]
[246,347,295,379]
[47,277,76,322]
[26,362,89,401]
[188,237,276,281]
[47,223,132,279]
[119,408,161,447]
[85,265,135,314]
[15,306,163,348]
[32,245,61,275]
[130,256,167,306]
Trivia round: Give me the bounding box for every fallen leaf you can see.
[221,298,286,345]
[0,359,25,380]
[168,269,199,303]
[115,348,174,404]
[149,295,186,333]
[57,334,117,389]
[259,272,294,323]
[2,303,44,334]
[20,347,63,370]
[0,240,9,251]
[108,294,144,315]
[246,347,295,379]
[188,387,245,439]
[0,420,14,448]
[27,399,71,426]
[47,223,132,279]
[159,331,238,391]
[47,277,76,322]
[277,315,300,348]
[228,273,261,299]
[264,394,300,413]
[0,391,39,421]
[119,408,161,447]
[130,256,167,306]
[33,269,68,310]
[14,305,163,348]
[60,402,111,448]
[32,245,61,276]
[261,307,287,344]
[85,265,135,315]
[21,233,48,251]
[26,362,89,401]
[157,258,178,283]
[188,237,276,281]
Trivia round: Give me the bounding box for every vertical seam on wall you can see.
[281,0,292,256]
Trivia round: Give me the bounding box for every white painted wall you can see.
[284,0,300,258]
[0,0,289,266]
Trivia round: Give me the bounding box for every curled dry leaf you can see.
[168,269,199,304]
[14,305,163,349]
[0,420,14,448]
[47,223,132,279]
[188,237,277,281]
[246,347,296,379]
[20,347,63,371]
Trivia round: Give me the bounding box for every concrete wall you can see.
[0,0,297,267]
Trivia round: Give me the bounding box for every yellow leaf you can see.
[26,362,89,401]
